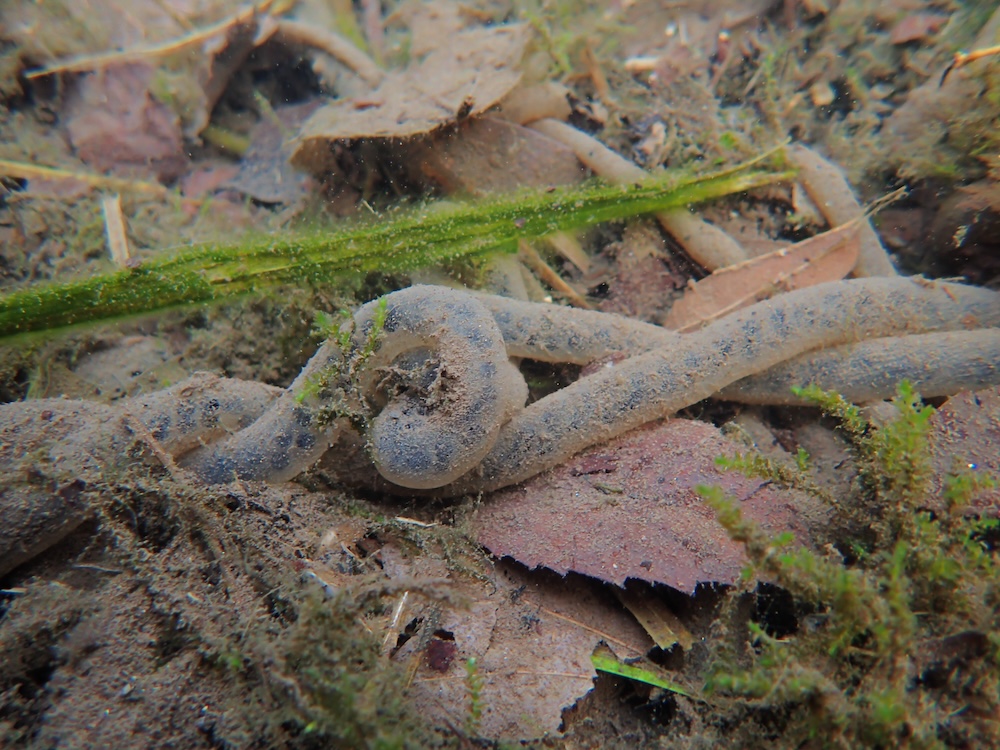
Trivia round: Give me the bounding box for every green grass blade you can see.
[591,648,692,697]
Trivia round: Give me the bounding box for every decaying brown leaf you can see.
[471,419,827,593]
[376,545,650,741]
[408,116,586,195]
[64,63,189,181]
[290,23,528,176]
[663,222,861,331]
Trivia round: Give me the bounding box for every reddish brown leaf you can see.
[64,63,187,182]
[471,420,827,593]
[663,223,861,331]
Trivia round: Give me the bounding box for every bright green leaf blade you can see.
[591,648,692,698]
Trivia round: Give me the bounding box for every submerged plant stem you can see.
[0,168,787,341]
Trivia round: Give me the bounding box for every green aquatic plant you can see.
[701,382,1000,747]
[464,657,485,736]
[277,590,438,749]
[0,164,788,341]
[591,646,692,698]
[296,297,389,432]
[715,449,828,501]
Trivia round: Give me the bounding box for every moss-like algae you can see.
[275,591,443,749]
[701,382,1000,748]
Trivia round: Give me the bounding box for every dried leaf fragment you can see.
[663,222,860,331]
[64,63,188,181]
[615,581,694,650]
[291,23,528,176]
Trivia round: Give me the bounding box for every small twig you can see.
[709,30,736,94]
[414,669,594,684]
[0,159,170,197]
[518,240,592,309]
[101,195,131,269]
[862,186,908,219]
[382,590,410,653]
[545,232,591,274]
[200,124,251,155]
[394,516,438,528]
[581,42,613,105]
[120,412,188,484]
[624,56,660,74]
[537,604,646,655]
[252,90,293,138]
[70,563,123,574]
[941,43,1000,85]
